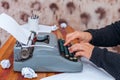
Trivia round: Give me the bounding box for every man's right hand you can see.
[64,31,92,46]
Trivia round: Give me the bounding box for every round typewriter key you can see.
[68,51,78,62]
[58,39,67,59]
[73,57,78,62]
[64,46,69,58]
[69,57,73,61]
[58,39,64,53]
[62,40,69,57]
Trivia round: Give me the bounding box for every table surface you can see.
[0,26,77,80]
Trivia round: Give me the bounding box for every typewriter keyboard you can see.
[58,39,78,62]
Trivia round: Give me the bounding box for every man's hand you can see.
[69,43,94,59]
[64,31,92,46]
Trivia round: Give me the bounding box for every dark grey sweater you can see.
[86,21,120,80]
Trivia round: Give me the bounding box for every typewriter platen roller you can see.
[14,32,83,72]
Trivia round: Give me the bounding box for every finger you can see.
[69,43,90,53]
[74,43,94,59]
[82,43,94,51]
[64,31,80,46]
[69,44,84,53]
[64,33,77,46]
[74,51,84,57]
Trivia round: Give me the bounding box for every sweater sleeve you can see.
[86,21,120,47]
[90,47,120,80]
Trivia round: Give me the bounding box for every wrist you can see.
[84,32,93,42]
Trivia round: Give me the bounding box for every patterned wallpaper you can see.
[0,0,120,52]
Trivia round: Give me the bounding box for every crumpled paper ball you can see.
[21,67,37,79]
[60,23,67,28]
[51,25,58,31]
[0,59,11,69]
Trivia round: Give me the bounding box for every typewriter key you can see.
[58,39,64,53]
[62,40,69,58]
[67,44,78,62]
[64,47,69,58]
[73,57,78,62]
[69,52,74,59]
[69,52,78,62]
[58,39,65,58]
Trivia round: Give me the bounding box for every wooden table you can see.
[0,26,76,80]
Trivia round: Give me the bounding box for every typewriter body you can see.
[14,32,83,72]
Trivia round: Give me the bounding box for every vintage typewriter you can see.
[14,32,83,72]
